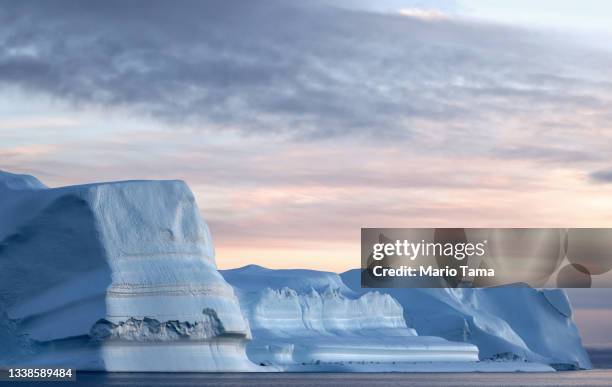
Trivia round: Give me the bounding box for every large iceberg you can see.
[222,266,561,372]
[0,170,591,372]
[0,171,255,371]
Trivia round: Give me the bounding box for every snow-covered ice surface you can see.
[341,270,592,370]
[0,171,255,371]
[222,265,564,372]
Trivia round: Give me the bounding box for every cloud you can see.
[398,8,449,20]
[1,0,611,144]
[4,0,612,273]
[566,289,612,309]
[495,145,602,163]
[590,169,612,183]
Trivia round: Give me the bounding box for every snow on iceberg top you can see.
[223,264,353,294]
[0,170,47,191]
[0,175,216,266]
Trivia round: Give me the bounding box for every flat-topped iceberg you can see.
[0,171,255,371]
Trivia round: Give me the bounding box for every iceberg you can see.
[0,171,255,371]
[341,270,592,370]
[222,265,590,371]
[222,266,556,372]
[0,170,591,372]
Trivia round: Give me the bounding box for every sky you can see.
[2,0,612,345]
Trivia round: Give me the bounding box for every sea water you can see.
[19,348,612,387]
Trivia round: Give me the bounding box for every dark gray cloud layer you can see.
[590,169,612,183]
[2,0,611,143]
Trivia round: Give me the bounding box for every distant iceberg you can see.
[0,171,592,372]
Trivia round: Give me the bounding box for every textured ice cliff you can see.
[0,171,255,371]
[341,270,592,370]
[223,266,483,371]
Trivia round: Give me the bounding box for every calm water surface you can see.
[70,370,612,387]
[4,348,611,387]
